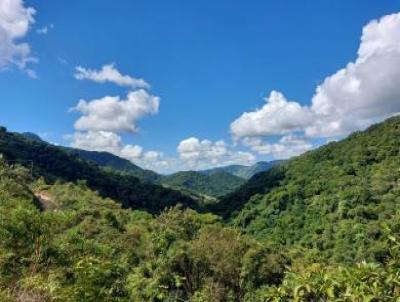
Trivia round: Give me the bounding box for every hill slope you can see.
[49,141,244,197]
[2,133,400,301]
[226,116,400,263]
[161,170,246,198]
[65,148,161,183]
[201,160,281,179]
[0,127,197,214]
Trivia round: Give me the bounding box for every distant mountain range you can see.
[67,148,161,183]
[1,129,196,214]
[161,170,245,198]
[20,132,280,198]
[200,160,282,180]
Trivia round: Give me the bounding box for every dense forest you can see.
[160,171,245,198]
[0,128,197,214]
[201,160,282,180]
[66,148,161,183]
[60,144,248,198]
[1,117,400,301]
[228,116,400,264]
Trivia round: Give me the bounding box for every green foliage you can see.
[226,116,400,264]
[0,162,287,301]
[254,233,400,301]
[201,160,282,180]
[2,117,400,300]
[160,171,245,198]
[210,166,286,218]
[64,147,161,183]
[0,129,197,214]
[66,147,246,198]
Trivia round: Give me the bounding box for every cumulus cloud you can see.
[177,137,255,170]
[69,130,123,154]
[72,89,160,133]
[0,0,36,74]
[230,90,313,138]
[306,12,400,137]
[231,12,400,159]
[74,63,150,89]
[69,62,165,170]
[243,135,313,159]
[68,130,171,170]
[143,150,163,161]
[120,144,143,160]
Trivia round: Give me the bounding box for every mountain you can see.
[65,148,161,183]
[2,120,400,301]
[21,132,161,183]
[224,116,400,263]
[0,127,197,214]
[56,144,243,197]
[160,170,246,198]
[201,160,282,179]
[0,159,291,301]
[21,132,45,143]
[208,165,285,218]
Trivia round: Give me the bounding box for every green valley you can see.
[1,117,400,300]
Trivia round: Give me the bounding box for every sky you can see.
[1,0,400,173]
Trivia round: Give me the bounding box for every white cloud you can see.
[230,90,313,138]
[177,137,255,170]
[74,63,150,89]
[72,89,160,133]
[243,135,313,159]
[68,130,171,171]
[306,12,400,137]
[0,0,36,73]
[143,150,163,161]
[120,144,143,160]
[231,12,400,159]
[69,131,122,154]
[67,132,256,173]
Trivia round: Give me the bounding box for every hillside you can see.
[1,138,400,301]
[201,160,282,179]
[65,148,161,183]
[0,127,197,214]
[21,132,161,183]
[225,116,400,263]
[0,159,289,301]
[161,170,246,198]
[22,136,243,197]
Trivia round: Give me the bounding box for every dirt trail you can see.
[34,191,58,210]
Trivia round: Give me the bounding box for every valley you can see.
[1,117,400,301]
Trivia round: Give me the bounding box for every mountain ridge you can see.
[200,160,282,179]
[0,127,197,214]
[223,116,400,263]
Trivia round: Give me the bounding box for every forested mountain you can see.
[0,127,197,214]
[201,160,282,179]
[224,116,400,264]
[0,119,400,302]
[21,132,44,143]
[0,160,291,301]
[65,148,161,183]
[21,133,245,197]
[61,148,245,197]
[161,170,245,198]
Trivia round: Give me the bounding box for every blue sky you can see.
[1,0,400,173]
